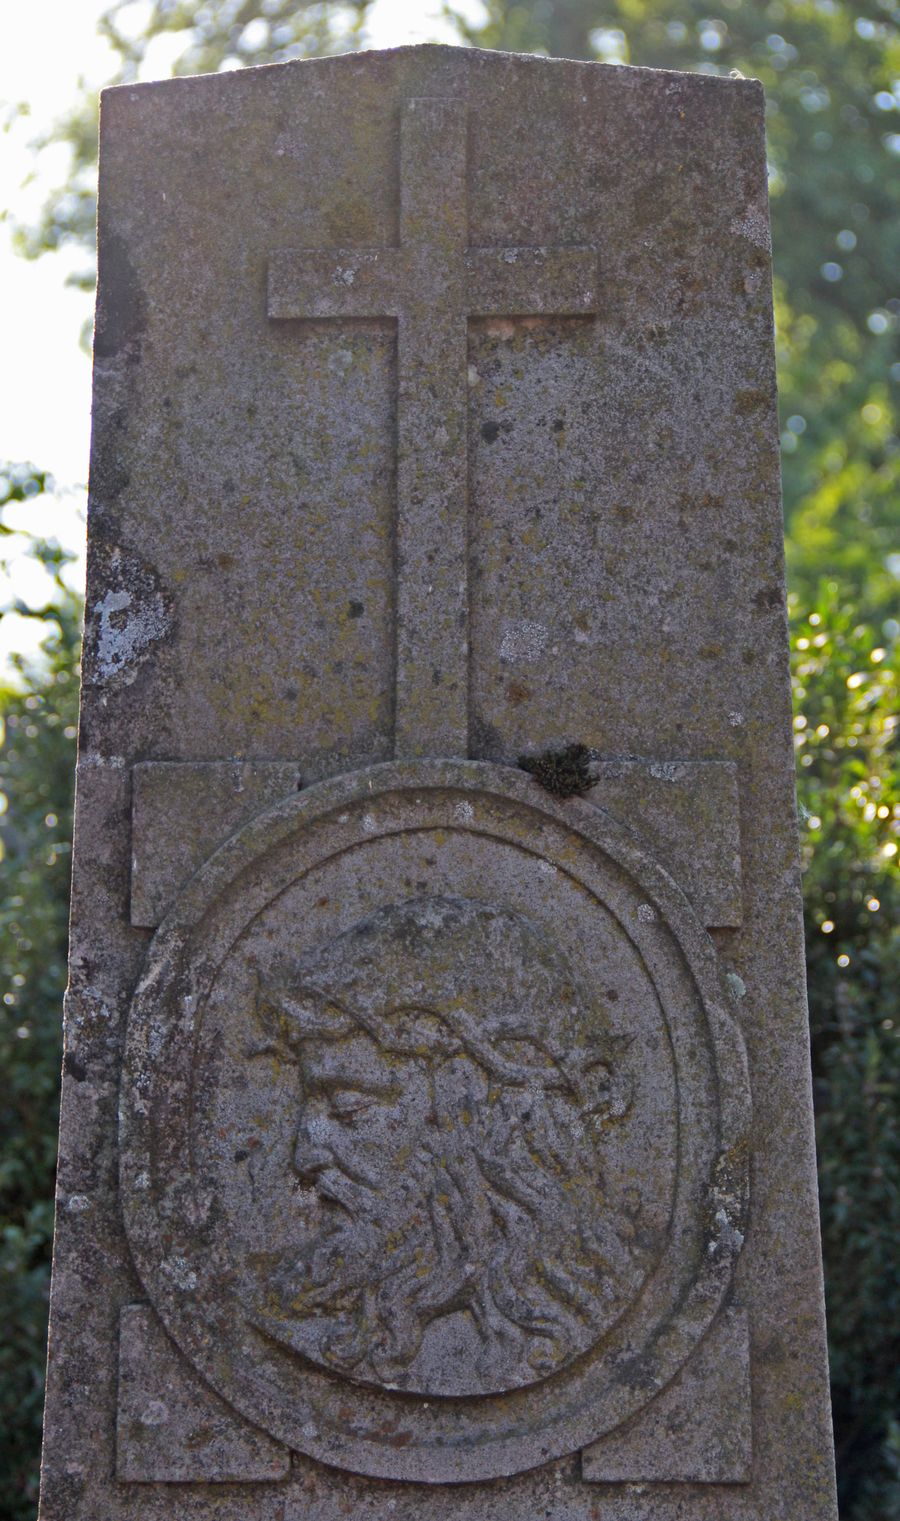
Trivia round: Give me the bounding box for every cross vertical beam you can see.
[267,100,599,761]
[395,99,469,758]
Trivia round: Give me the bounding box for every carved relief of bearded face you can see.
[247,895,643,1397]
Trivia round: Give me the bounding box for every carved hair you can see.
[253,896,636,1383]
[323,1079,633,1381]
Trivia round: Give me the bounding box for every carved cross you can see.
[268,98,598,759]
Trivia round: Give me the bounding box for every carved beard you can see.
[262,1156,458,1382]
[255,1090,643,1392]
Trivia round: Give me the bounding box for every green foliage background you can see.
[1,468,80,1520]
[1,2,897,1516]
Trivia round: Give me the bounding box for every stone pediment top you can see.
[100,41,767,100]
[129,756,740,931]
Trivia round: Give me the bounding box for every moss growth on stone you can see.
[518,742,596,799]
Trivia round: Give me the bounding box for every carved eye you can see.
[328,1092,376,1124]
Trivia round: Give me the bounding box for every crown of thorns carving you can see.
[251,979,631,1120]
[247,896,632,1120]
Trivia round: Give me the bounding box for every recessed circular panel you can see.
[120,761,749,1483]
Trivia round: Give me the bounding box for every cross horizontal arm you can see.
[466,247,598,317]
[268,249,401,320]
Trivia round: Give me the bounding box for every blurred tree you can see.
[790,587,899,1521]
[0,467,80,1521]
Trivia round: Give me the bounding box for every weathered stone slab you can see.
[39,42,838,1521]
[130,756,740,927]
[130,761,303,927]
[581,1304,752,1483]
[592,758,742,928]
[119,760,750,1482]
[116,1304,290,1483]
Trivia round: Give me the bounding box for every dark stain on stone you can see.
[64,1052,88,1082]
[519,742,597,799]
[470,714,504,762]
[753,585,782,612]
[348,599,365,618]
[481,420,501,444]
[93,228,148,365]
[734,387,768,416]
[88,404,131,512]
[90,452,131,508]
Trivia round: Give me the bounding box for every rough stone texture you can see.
[581,1305,752,1483]
[130,756,740,928]
[117,761,751,1483]
[116,1305,290,1482]
[39,43,837,1521]
[130,761,303,926]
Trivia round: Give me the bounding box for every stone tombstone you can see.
[39,43,838,1521]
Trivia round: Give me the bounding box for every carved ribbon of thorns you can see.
[247,977,632,1124]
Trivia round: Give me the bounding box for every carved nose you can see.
[293,1134,331,1182]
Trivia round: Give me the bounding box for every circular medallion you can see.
[120,760,749,1483]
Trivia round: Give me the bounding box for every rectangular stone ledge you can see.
[116,1303,290,1484]
[130,761,303,928]
[581,1305,751,1485]
[590,758,742,930]
[130,757,741,930]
